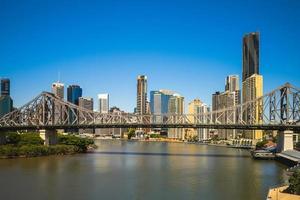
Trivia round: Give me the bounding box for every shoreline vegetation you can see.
[0,132,96,159]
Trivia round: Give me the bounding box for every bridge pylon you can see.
[39,129,58,146]
[276,130,294,152]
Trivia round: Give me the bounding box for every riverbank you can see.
[0,132,96,159]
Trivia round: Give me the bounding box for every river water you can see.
[0,140,287,200]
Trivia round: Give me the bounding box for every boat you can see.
[251,150,276,159]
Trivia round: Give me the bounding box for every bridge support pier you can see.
[39,130,57,146]
[277,130,294,153]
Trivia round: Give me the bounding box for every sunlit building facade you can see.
[168,93,184,139]
[187,99,210,141]
[242,74,263,140]
[136,75,147,115]
[52,82,64,99]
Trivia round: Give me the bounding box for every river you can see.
[0,140,287,200]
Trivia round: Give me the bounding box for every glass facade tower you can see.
[67,85,82,105]
[242,32,259,82]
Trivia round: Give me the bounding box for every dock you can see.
[276,150,300,166]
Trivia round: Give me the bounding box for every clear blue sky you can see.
[0,0,299,112]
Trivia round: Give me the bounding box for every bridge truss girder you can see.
[0,83,300,131]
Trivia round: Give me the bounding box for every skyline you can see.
[1,0,300,112]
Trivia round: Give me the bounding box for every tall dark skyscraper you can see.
[242,32,260,82]
[67,85,82,105]
[1,78,10,96]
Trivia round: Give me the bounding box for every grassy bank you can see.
[0,132,95,158]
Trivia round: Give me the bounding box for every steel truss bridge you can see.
[0,83,300,132]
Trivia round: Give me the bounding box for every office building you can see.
[150,90,174,134]
[95,93,110,136]
[136,75,147,115]
[242,32,259,82]
[242,74,263,140]
[150,90,173,115]
[212,75,241,139]
[242,32,263,141]
[52,82,64,99]
[79,97,94,134]
[187,99,210,141]
[1,79,10,96]
[225,75,239,92]
[0,78,13,117]
[0,95,13,117]
[168,93,184,139]
[109,106,127,138]
[67,85,82,105]
[98,93,109,113]
[66,85,82,130]
[79,97,93,110]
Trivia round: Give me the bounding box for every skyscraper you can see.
[150,90,173,134]
[168,93,184,139]
[67,85,82,105]
[136,75,147,115]
[0,78,13,117]
[0,96,13,117]
[242,74,263,140]
[225,75,239,92]
[98,93,109,113]
[52,82,64,99]
[242,32,259,82]
[150,90,173,115]
[96,94,110,136]
[66,85,82,131]
[212,75,241,140]
[1,79,10,96]
[188,99,210,141]
[242,32,263,141]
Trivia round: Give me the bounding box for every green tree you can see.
[58,135,94,152]
[255,140,268,149]
[127,128,136,140]
[284,170,300,195]
[150,134,161,138]
[6,132,21,144]
[19,133,44,145]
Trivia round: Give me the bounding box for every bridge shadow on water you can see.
[89,151,250,158]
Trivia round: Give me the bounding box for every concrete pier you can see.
[39,130,58,146]
[277,130,294,152]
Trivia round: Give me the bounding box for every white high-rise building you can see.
[95,94,110,136]
[98,93,109,113]
[188,99,210,141]
[52,82,64,99]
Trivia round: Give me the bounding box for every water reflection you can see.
[0,140,286,200]
[91,151,250,157]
